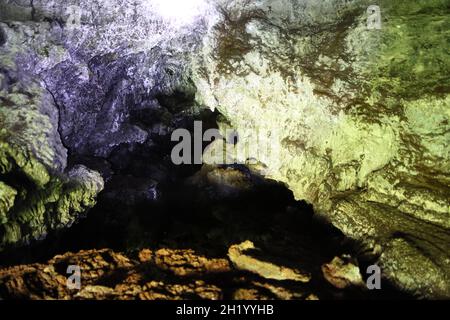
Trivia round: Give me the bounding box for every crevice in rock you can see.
[0,26,6,47]
[30,0,35,21]
[44,85,71,159]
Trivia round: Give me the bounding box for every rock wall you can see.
[193,0,450,298]
[0,0,212,249]
[0,0,449,298]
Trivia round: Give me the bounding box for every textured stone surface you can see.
[0,248,321,300]
[193,0,450,298]
[0,0,449,299]
[0,78,104,249]
[0,0,213,248]
[228,240,311,282]
[322,256,364,289]
[2,165,386,300]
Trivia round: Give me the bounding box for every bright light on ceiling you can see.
[151,0,210,26]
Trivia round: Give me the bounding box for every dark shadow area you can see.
[0,27,6,47]
[0,84,411,300]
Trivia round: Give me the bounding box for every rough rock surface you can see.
[193,0,450,298]
[0,0,449,299]
[0,0,213,249]
[321,255,365,289]
[228,240,311,282]
[0,76,104,249]
[0,248,328,300]
[10,248,232,300]
[2,166,394,300]
[0,249,310,300]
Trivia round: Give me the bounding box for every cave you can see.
[0,0,449,303]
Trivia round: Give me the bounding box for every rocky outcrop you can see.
[0,246,366,300]
[0,0,111,247]
[193,0,450,298]
[228,240,311,282]
[0,0,212,249]
[0,76,104,249]
[1,163,386,300]
[321,255,365,289]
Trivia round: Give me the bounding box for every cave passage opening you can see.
[1,84,322,261]
[0,74,409,300]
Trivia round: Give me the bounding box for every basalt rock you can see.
[0,75,104,249]
[0,248,317,300]
[228,240,311,282]
[0,0,448,299]
[321,255,365,289]
[0,0,212,249]
[193,0,450,298]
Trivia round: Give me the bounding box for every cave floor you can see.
[0,173,409,300]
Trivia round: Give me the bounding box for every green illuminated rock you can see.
[0,181,16,224]
[194,0,450,298]
[0,81,103,250]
